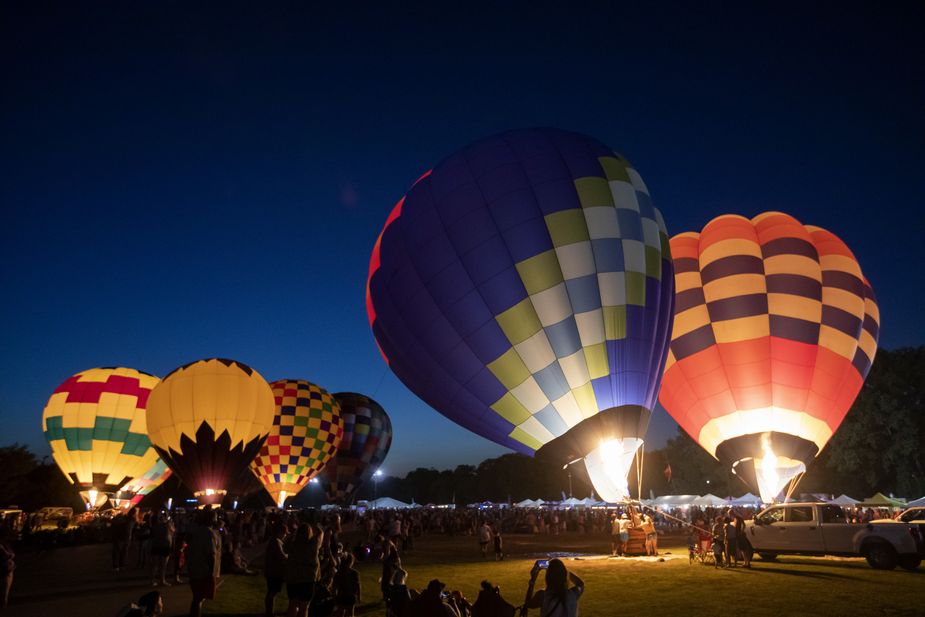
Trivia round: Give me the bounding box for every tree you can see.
[0,444,39,506]
[810,347,925,498]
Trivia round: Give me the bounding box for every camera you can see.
[535,559,549,569]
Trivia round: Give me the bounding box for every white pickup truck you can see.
[745,502,924,570]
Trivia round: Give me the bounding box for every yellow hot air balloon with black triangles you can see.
[145,358,275,505]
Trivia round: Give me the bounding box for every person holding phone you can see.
[523,558,584,617]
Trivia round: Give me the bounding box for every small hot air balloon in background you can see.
[145,358,275,505]
[112,458,172,509]
[366,128,674,501]
[321,393,392,504]
[659,212,879,502]
[42,367,161,509]
[250,379,345,508]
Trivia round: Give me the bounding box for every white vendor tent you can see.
[365,497,412,509]
[692,493,728,507]
[905,495,925,508]
[827,494,860,506]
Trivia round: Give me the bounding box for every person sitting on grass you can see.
[407,578,461,617]
[472,581,516,617]
[386,567,414,617]
[116,590,165,617]
[524,559,584,617]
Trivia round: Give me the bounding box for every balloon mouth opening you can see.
[582,437,643,503]
[732,433,806,503]
[80,489,109,510]
[194,488,228,504]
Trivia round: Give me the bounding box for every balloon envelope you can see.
[250,379,345,507]
[321,392,392,504]
[658,212,879,501]
[113,458,172,509]
[42,367,161,507]
[366,128,674,500]
[145,358,275,504]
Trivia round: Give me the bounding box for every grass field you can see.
[205,532,923,617]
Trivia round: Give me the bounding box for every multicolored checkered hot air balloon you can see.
[366,128,674,501]
[145,358,275,505]
[658,212,880,502]
[250,379,345,508]
[42,367,161,509]
[320,393,392,504]
[112,458,172,509]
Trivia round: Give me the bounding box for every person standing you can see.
[187,508,222,617]
[111,512,131,572]
[150,512,175,587]
[724,514,738,568]
[332,553,360,617]
[264,522,288,617]
[0,530,14,609]
[734,513,751,568]
[493,529,504,561]
[641,514,657,556]
[617,513,633,557]
[478,521,492,558]
[286,523,323,617]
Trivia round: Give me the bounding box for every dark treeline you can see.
[2,348,921,510]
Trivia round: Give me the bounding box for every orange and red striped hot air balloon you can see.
[658,212,879,502]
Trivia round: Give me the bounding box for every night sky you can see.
[2,3,923,475]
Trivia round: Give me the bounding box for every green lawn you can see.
[205,532,923,617]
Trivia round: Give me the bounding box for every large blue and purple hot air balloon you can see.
[366,128,674,500]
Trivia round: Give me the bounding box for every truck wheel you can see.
[897,556,921,571]
[865,544,897,570]
[758,552,777,561]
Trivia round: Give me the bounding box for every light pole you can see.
[374,469,383,499]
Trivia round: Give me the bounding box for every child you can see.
[493,530,504,561]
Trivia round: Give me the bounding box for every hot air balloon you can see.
[42,367,161,509]
[250,379,345,508]
[658,212,879,502]
[366,128,674,501]
[145,358,275,505]
[112,458,172,509]
[321,393,392,504]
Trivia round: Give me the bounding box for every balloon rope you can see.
[371,366,389,397]
[627,499,712,535]
[784,470,805,503]
[636,443,645,502]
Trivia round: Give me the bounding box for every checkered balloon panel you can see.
[659,212,880,464]
[251,379,344,503]
[366,128,673,455]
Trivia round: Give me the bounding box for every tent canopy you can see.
[858,492,906,508]
[693,493,728,507]
[905,496,925,508]
[651,495,700,507]
[730,493,762,505]
[827,494,860,506]
[515,499,536,508]
[365,497,412,509]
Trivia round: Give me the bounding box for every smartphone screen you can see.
[536,559,549,569]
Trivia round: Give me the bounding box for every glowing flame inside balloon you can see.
[754,433,806,503]
[87,489,98,510]
[583,438,642,502]
[277,490,287,509]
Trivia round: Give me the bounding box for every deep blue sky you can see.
[2,3,923,475]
